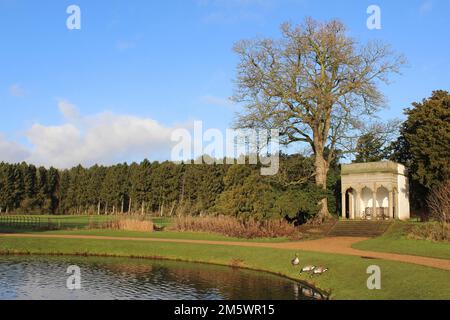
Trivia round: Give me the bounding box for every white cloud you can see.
[58,100,80,120]
[0,135,30,163]
[0,101,189,168]
[200,95,236,108]
[9,84,26,97]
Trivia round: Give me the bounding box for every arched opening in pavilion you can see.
[340,162,411,221]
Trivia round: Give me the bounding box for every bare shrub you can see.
[170,215,301,239]
[91,216,153,232]
[427,180,450,224]
[414,180,450,241]
[173,201,195,217]
[407,222,450,242]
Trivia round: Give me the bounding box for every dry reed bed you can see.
[408,222,450,242]
[171,216,301,239]
[91,217,154,232]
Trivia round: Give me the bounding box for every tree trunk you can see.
[314,152,331,223]
[169,202,176,217]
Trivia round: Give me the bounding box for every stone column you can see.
[388,190,394,220]
[393,190,398,219]
[372,189,377,220]
[349,191,354,219]
[355,188,361,219]
[341,189,346,219]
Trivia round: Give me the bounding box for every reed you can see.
[90,216,154,232]
[171,215,301,239]
[407,222,450,242]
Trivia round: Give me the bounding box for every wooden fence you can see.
[0,216,54,230]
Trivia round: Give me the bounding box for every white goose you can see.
[291,253,300,266]
[312,266,329,275]
[300,265,316,273]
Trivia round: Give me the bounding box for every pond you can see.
[0,255,325,300]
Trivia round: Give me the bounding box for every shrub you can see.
[426,180,450,224]
[274,185,326,225]
[170,215,301,239]
[91,216,154,232]
[407,222,450,242]
[213,171,279,220]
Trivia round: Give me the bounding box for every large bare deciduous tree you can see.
[233,18,405,222]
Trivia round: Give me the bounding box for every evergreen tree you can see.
[354,133,387,163]
[391,90,450,214]
[12,165,24,210]
[21,163,37,211]
[392,90,450,188]
[59,170,72,214]
[47,167,60,214]
[0,164,15,212]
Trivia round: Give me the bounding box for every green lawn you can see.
[0,235,449,300]
[2,228,289,243]
[0,214,173,228]
[0,214,290,243]
[353,222,450,260]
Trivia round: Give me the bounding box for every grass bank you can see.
[0,235,449,300]
[0,228,291,243]
[353,222,450,260]
[0,214,292,243]
[0,215,173,229]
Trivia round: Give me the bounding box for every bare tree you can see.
[233,18,405,221]
[427,180,450,225]
[353,119,402,163]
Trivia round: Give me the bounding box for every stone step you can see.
[327,220,392,237]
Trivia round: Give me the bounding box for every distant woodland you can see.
[0,155,339,222]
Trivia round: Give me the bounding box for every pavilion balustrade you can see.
[363,207,390,220]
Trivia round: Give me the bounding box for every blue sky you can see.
[0,0,448,167]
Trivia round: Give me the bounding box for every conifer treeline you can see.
[0,155,340,220]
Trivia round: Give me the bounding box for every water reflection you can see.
[0,256,325,300]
